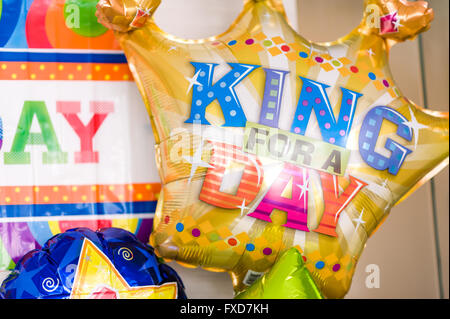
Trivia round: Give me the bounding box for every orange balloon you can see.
[46,0,121,50]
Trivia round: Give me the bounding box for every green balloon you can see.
[235,248,324,299]
[64,0,108,37]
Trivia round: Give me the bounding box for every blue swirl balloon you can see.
[0,227,187,299]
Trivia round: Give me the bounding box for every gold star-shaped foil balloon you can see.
[96,0,449,298]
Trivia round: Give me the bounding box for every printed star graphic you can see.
[296,178,309,200]
[185,70,203,94]
[403,107,428,149]
[237,199,250,217]
[353,209,366,232]
[367,48,375,56]
[393,14,403,30]
[183,143,214,183]
[137,7,152,16]
[14,265,46,298]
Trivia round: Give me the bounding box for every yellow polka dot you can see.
[58,64,64,71]
[123,74,129,80]
[25,197,31,202]
[15,187,21,193]
[113,65,119,72]
[20,64,26,70]
[68,74,74,80]
[72,186,78,192]
[77,65,82,71]
[34,187,40,192]
[145,184,152,190]
[63,196,68,201]
[136,193,143,200]
[49,74,55,80]
[1,64,7,70]
[118,194,124,201]
[44,196,49,202]
[95,65,101,71]
[86,74,92,80]
[39,64,45,71]
[81,195,87,201]
[11,74,17,79]
[109,186,115,191]
[127,185,134,191]
[30,74,36,80]
[5,197,11,203]
[100,195,105,201]
[104,74,110,80]
[53,186,59,192]
[91,185,97,191]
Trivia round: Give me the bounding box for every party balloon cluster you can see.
[0,228,186,299]
[0,0,447,300]
[95,0,448,299]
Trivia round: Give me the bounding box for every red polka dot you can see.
[315,57,324,63]
[350,66,359,73]
[281,45,290,52]
[302,256,307,262]
[164,215,170,224]
[227,238,237,246]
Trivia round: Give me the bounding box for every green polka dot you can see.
[332,60,341,67]
[263,40,273,47]
[208,233,220,241]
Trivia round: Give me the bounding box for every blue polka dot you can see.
[315,261,325,269]
[368,72,376,80]
[176,223,184,232]
[246,244,255,251]
[299,52,308,58]
[228,40,237,46]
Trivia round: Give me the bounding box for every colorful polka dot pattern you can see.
[168,216,282,263]
[0,62,133,81]
[228,32,303,61]
[0,183,160,206]
[224,32,399,99]
[294,246,354,282]
[167,214,355,282]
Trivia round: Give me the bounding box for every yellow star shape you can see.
[70,239,177,299]
[97,0,448,298]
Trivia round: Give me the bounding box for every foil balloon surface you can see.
[0,227,186,299]
[0,0,161,271]
[96,0,449,298]
[235,248,323,299]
